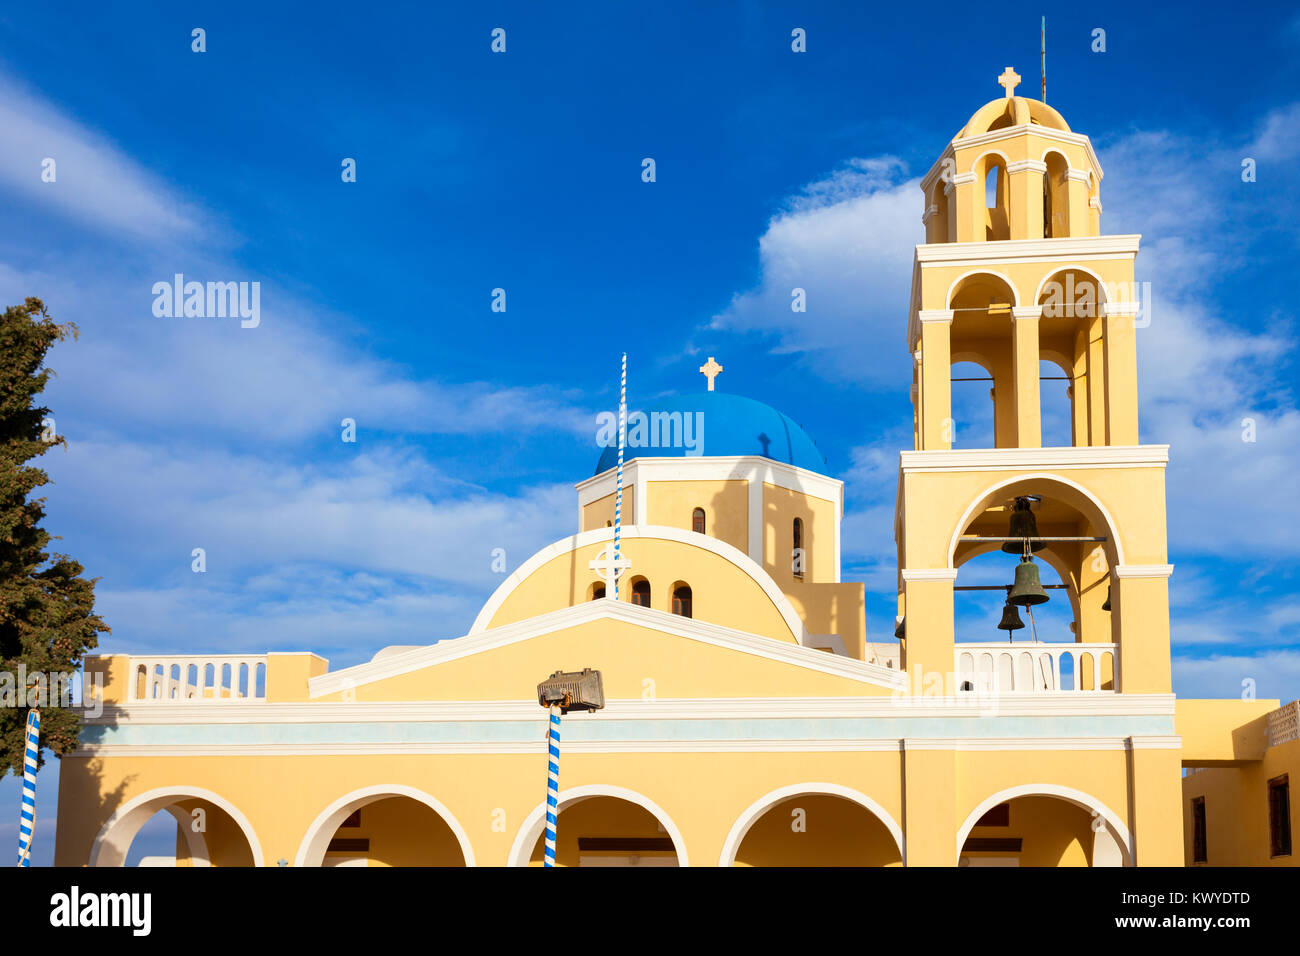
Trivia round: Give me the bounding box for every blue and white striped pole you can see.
[611,352,626,600]
[17,709,39,867]
[543,705,561,866]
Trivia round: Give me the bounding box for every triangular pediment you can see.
[310,600,904,701]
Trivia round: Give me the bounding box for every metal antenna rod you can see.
[1041,16,1047,102]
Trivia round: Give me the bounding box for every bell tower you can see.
[893,68,1172,698]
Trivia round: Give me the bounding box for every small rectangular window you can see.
[1191,796,1206,863]
[1269,775,1291,858]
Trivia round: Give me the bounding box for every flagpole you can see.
[542,704,562,866]
[17,709,39,867]
[611,352,626,600]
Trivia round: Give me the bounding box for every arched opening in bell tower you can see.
[1043,151,1071,238]
[976,153,1011,241]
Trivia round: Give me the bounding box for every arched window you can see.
[630,578,651,608]
[792,518,805,579]
[692,508,706,534]
[671,584,692,618]
[590,583,606,601]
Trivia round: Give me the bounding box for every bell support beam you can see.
[1011,306,1043,448]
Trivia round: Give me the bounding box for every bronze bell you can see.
[1102,584,1111,612]
[894,617,905,639]
[1001,496,1045,554]
[1007,555,1049,606]
[997,601,1025,631]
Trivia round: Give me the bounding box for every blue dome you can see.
[595,392,827,475]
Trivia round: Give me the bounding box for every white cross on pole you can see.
[998,67,1021,98]
[589,545,631,599]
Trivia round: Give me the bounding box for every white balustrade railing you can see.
[127,655,268,702]
[955,643,1118,694]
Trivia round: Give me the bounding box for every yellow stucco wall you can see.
[645,478,748,554]
[482,536,799,644]
[1183,739,1300,866]
[315,617,891,702]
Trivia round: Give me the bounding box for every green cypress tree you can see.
[0,297,109,775]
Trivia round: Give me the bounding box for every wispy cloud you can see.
[0,74,209,241]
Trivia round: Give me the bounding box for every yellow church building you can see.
[53,71,1295,868]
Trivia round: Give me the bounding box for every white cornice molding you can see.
[903,736,1181,752]
[920,125,1104,193]
[900,445,1169,473]
[1011,306,1041,320]
[71,735,1183,758]
[917,309,955,324]
[309,597,905,699]
[1066,168,1093,184]
[1006,159,1047,175]
[82,692,1178,725]
[914,234,1140,268]
[1113,564,1174,580]
[1090,196,1103,213]
[1102,301,1141,316]
[900,568,960,583]
[577,456,842,508]
[949,171,976,185]
[957,125,1103,179]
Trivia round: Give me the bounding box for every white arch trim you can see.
[507,784,689,867]
[718,782,906,867]
[946,472,1126,568]
[470,525,810,646]
[1031,263,1111,308]
[945,268,1021,309]
[955,783,1133,866]
[294,783,476,867]
[967,148,1012,174]
[164,805,210,867]
[89,786,264,867]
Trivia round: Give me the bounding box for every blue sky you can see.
[2,1,1299,862]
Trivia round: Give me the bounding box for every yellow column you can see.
[1112,565,1174,694]
[1065,168,1092,237]
[1007,161,1046,239]
[900,569,956,690]
[1086,312,1106,445]
[944,182,957,243]
[954,173,981,243]
[1128,742,1184,865]
[1071,328,1088,446]
[1011,306,1042,447]
[1103,304,1140,445]
[918,311,953,450]
[902,743,957,865]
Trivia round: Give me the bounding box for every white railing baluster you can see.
[955,643,1118,695]
[120,655,269,703]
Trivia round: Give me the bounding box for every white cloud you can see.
[0,74,208,241]
[1173,650,1300,702]
[710,157,922,383]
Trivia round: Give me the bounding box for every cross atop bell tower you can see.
[997,66,1021,98]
